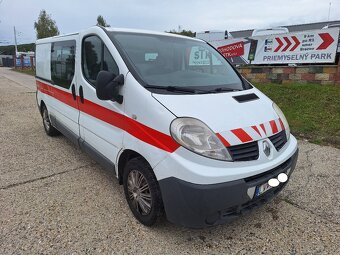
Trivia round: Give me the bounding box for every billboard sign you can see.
[208,28,340,65]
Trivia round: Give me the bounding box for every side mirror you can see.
[96,71,124,103]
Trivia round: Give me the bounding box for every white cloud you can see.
[0,0,339,45]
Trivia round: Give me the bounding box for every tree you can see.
[34,10,60,39]
[167,28,195,38]
[96,15,110,27]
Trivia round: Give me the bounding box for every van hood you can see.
[153,88,284,146]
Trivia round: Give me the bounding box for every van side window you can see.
[51,40,76,89]
[82,35,119,86]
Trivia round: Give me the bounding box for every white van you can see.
[251,27,289,37]
[195,30,231,41]
[36,27,298,228]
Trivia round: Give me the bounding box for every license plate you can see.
[255,182,273,197]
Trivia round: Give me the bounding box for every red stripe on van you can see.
[78,99,180,152]
[260,123,267,135]
[269,120,278,134]
[36,80,180,153]
[231,128,253,143]
[251,125,262,137]
[36,80,78,109]
[216,133,231,147]
[279,118,285,130]
[36,80,53,96]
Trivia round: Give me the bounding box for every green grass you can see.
[12,68,35,76]
[255,83,340,148]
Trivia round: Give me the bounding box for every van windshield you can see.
[109,32,245,93]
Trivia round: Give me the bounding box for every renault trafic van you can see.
[35,26,298,228]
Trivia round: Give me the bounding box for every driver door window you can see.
[82,35,119,86]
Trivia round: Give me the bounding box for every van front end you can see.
[155,133,298,228]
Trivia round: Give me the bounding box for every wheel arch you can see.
[117,149,147,185]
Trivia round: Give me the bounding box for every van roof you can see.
[105,27,201,40]
[36,32,79,44]
[36,26,201,44]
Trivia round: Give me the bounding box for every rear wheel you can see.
[41,105,59,136]
[123,157,163,226]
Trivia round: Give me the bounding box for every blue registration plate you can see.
[255,182,273,197]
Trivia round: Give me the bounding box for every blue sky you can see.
[0,0,339,45]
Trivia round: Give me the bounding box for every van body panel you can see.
[36,34,80,139]
[153,87,277,137]
[121,72,179,167]
[77,27,128,167]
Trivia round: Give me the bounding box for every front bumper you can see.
[159,149,298,228]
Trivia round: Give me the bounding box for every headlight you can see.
[273,103,290,140]
[170,118,232,161]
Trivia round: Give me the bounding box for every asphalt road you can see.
[0,67,339,254]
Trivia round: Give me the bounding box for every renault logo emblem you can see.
[263,141,271,157]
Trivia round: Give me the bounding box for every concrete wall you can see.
[237,60,340,85]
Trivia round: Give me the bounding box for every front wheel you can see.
[123,157,163,226]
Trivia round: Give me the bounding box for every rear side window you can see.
[82,35,119,86]
[51,40,76,89]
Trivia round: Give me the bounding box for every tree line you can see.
[33,10,112,39]
[33,9,194,39]
[2,9,194,54]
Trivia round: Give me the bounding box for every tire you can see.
[41,105,60,136]
[123,157,163,226]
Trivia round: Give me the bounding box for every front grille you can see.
[244,157,292,183]
[228,141,259,161]
[269,130,287,151]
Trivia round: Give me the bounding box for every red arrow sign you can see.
[290,36,300,51]
[317,33,334,50]
[282,37,292,52]
[274,38,284,52]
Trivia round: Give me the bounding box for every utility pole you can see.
[0,0,3,23]
[14,26,18,56]
[328,2,332,22]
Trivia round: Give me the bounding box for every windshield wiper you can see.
[202,87,242,93]
[144,85,200,94]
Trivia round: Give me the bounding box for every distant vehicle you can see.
[195,30,232,41]
[251,27,289,37]
[322,23,340,29]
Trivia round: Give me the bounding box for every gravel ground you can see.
[0,68,339,254]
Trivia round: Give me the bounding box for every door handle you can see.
[71,84,76,100]
[79,86,84,104]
